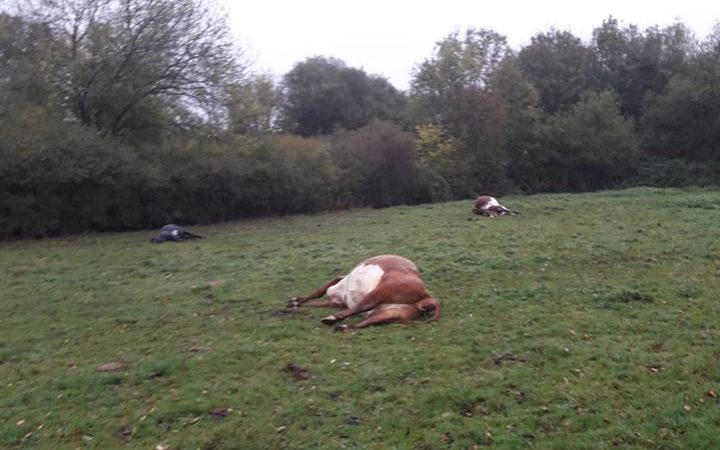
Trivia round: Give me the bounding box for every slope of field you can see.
[1,187,719,449]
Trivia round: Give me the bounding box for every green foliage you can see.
[409,28,512,195]
[554,91,640,191]
[0,104,148,237]
[329,121,421,207]
[20,0,245,139]
[628,158,720,187]
[591,17,693,117]
[228,74,281,134]
[1,188,720,449]
[641,74,720,162]
[2,7,720,238]
[281,57,406,136]
[415,124,459,201]
[518,29,596,114]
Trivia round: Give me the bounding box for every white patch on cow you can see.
[481,197,500,210]
[172,229,180,236]
[327,263,385,309]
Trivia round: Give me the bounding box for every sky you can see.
[223,0,720,90]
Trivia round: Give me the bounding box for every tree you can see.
[409,28,511,195]
[591,17,695,118]
[490,57,549,192]
[330,121,418,207]
[228,73,281,134]
[415,124,459,200]
[557,91,640,190]
[0,13,59,114]
[517,29,595,114]
[409,28,509,124]
[26,0,247,140]
[280,56,406,136]
[641,75,720,163]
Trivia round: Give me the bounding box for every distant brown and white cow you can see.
[287,255,440,330]
[473,195,518,217]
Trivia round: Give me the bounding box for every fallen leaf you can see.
[96,361,127,372]
[188,346,211,353]
[276,425,287,433]
[186,417,201,426]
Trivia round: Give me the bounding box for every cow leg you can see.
[334,315,405,332]
[334,307,418,332]
[320,289,389,325]
[288,277,343,308]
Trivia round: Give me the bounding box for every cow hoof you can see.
[287,297,300,308]
[333,324,351,333]
[321,315,339,325]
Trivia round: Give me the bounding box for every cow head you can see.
[416,297,440,320]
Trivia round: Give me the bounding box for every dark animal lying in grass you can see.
[150,224,204,243]
[473,195,518,217]
[287,255,440,330]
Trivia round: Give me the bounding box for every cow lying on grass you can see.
[473,195,518,217]
[287,255,440,330]
[150,224,204,243]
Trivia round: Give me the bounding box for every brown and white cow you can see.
[287,255,440,330]
[473,195,518,217]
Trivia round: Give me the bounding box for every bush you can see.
[626,157,720,187]
[0,108,346,238]
[0,105,149,237]
[329,121,421,208]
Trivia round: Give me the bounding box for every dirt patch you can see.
[282,363,310,381]
[188,345,212,352]
[491,352,527,365]
[208,407,231,420]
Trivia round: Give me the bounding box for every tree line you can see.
[1,0,719,238]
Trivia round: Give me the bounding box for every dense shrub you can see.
[1,110,432,238]
[627,158,720,187]
[0,106,148,237]
[329,121,422,208]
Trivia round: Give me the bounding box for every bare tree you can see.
[25,0,248,136]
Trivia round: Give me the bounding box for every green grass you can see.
[1,187,720,449]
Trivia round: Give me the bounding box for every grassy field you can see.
[1,187,720,449]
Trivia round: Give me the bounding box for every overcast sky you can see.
[223,0,720,90]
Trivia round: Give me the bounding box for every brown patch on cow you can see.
[96,361,127,372]
[282,363,310,381]
[491,352,527,365]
